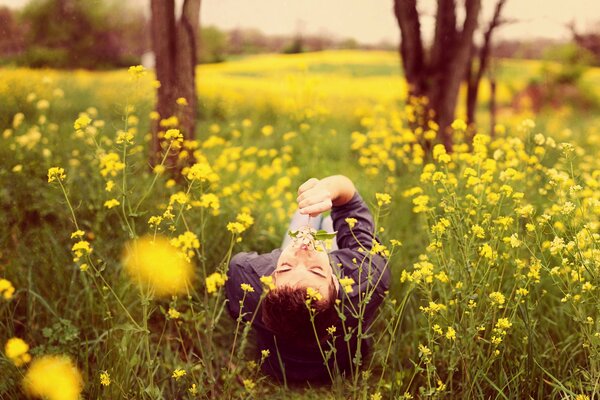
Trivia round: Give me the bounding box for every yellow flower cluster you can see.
[5,337,31,366]
[205,272,227,294]
[47,167,66,183]
[0,278,15,300]
[99,152,125,177]
[170,231,200,261]
[226,212,254,235]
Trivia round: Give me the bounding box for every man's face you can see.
[273,242,333,299]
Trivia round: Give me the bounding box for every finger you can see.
[297,190,330,209]
[298,199,332,216]
[297,178,319,196]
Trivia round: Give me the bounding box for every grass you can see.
[1,50,600,399]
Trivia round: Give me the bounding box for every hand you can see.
[296,178,333,217]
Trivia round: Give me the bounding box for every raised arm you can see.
[296,175,356,217]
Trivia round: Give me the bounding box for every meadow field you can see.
[1,50,600,399]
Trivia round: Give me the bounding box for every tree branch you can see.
[393,0,426,95]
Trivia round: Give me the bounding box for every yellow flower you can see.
[71,240,92,262]
[128,65,147,79]
[345,217,357,229]
[122,235,194,297]
[105,180,115,192]
[375,192,392,206]
[326,326,337,335]
[170,231,200,261]
[47,167,66,183]
[5,337,31,366]
[451,118,467,131]
[260,275,275,291]
[115,129,134,145]
[176,97,188,106]
[489,291,506,307]
[172,368,186,380]
[243,378,255,392]
[23,355,83,400]
[471,224,485,238]
[99,371,111,386]
[261,349,270,359]
[261,125,274,136]
[226,221,246,235]
[70,230,85,239]
[241,283,255,293]
[104,199,120,209]
[338,276,355,294]
[99,153,125,177]
[236,212,254,228]
[0,278,16,300]
[306,287,323,302]
[479,243,493,259]
[153,164,166,175]
[188,384,198,395]
[165,128,183,142]
[168,307,181,319]
[495,318,512,330]
[445,326,456,340]
[205,272,227,294]
[186,161,217,182]
[73,114,91,130]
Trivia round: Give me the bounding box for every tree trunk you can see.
[394,0,481,152]
[150,0,201,167]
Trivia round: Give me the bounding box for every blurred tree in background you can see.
[394,0,483,151]
[0,6,25,60]
[7,0,148,69]
[150,0,201,166]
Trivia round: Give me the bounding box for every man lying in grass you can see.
[225,175,390,383]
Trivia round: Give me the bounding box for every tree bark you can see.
[150,0,201,167]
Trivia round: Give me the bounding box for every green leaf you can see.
[314,230,337,241]
[288,230,299,238]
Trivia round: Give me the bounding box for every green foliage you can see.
[199,26,227,64]
[18,0,148,69]
[542,43,595,85]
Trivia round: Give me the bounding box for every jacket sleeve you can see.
[331,192,376,251]
[224,252,265,325]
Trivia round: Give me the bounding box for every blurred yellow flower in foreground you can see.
[23,355,83,400]
[122,235,193,296]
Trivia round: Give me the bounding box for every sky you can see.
[1,0,599,45]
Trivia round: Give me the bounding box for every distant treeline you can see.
[1,0,599,69]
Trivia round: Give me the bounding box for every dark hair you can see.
[261,282,338,346]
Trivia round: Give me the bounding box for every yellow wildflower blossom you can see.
[47,167,66,183]
[99,371,111,387]
[205,272,226,294]
[241,283,255,293]
[489,291,506,307]
[172,368,186,380]
[104,199,120,209]
[5,337,31,366]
